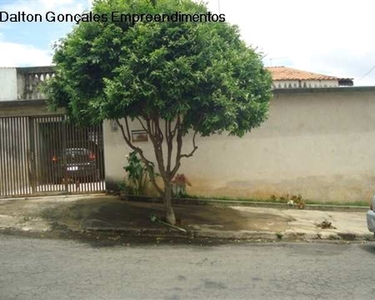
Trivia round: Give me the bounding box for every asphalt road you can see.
[1,234,375,300]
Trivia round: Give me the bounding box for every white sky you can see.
[207,0,375,86]
[1,0,375,85]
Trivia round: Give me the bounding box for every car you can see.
[366,195,375,235]
[50,142,102,184]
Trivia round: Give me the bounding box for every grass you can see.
[181,194,370,207]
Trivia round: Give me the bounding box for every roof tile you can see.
[267,66,340,81]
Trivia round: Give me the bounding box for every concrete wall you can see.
[0,68,17,101]
[102,87,375,203]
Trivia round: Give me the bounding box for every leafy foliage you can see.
[117,180,131,194]
[46,0,272,135]
[124,151,156,195]
[45,0,273,224]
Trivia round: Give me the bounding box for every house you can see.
[1,66,374,204]
[267,66,354,89]
[0,67,104,196]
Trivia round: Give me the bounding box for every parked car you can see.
[367,195,375,235]
[50,141,103,183]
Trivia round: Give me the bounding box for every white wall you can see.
[104,88,375,203]
[0,68,17,101]
[273,80,339,89]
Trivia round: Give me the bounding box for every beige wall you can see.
[104,88,375,203]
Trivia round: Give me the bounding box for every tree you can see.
[46,0,272,225]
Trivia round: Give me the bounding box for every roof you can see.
[267,66,344,81]
[1,65,354,85]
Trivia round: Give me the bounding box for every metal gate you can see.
[0,116,105,198]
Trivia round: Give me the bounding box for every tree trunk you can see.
[164,181,176,225]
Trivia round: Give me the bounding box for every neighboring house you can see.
[0,67,104,197]
[0,66,54,101]
[1,66,375,204]
[267,66,353,89]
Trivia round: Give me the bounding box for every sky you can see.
[1,0,375,85]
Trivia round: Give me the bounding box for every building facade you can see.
[0,66,373,203]
[104,87,375,203]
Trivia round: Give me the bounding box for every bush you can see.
[123,151,157,195]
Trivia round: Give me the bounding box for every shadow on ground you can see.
[0,196,294,248]
[360,243,375,255]
[37,197,292,232]
[2,196,373,248]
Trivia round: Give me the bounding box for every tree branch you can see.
[171,116,201,177]
[166,119,173,174]
[180,130,199,159]
[154,117,164,143]
[136,116,148,133]
[170,117,179,138]
[124,117,132,142]
[171,116,183,177]
[146,118,168,181]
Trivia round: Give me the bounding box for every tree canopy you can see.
[46,0,273,224]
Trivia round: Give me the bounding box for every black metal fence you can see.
[0,116,105,198]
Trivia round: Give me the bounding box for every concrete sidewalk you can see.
[0,195,373,242]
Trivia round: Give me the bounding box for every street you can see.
[1,234,374,300]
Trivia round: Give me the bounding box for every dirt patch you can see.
[0,196,292,233]
[33,198,291,232]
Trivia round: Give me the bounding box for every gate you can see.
[0,116,105,198]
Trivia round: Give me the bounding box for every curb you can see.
[0,227,51,234]
[0,193,107,202]
[1,225,374,243]
[83,226,375,242]
[83,227,281,241]
[120,195,369,212]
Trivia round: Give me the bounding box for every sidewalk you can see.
[0,195,373,242]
